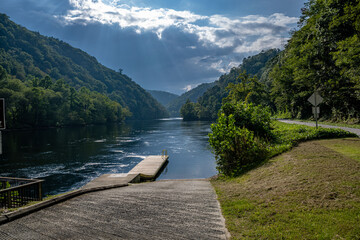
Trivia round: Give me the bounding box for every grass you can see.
[212,138,360,239]
[268,121,358,158]
[319,138,360,162]
[293,119,360,129]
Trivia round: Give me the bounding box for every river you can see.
[0,118,216,196]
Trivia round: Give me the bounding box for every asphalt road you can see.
[278,119,360,137]
[0,180,229,240]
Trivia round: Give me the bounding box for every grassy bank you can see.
[268,121,358,158]
[212,138,360,239]
[288,119,360,130]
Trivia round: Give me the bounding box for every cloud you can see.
[183,84,193,92]
[59,0,297,52]
[54,0,298,93]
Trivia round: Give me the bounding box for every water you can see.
[0,118,216,196]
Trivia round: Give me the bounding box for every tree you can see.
[180,99,199,121]
[270,0,360,121]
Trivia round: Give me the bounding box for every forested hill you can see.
[147,90,179,108]
[167,82,216,117]
[182,0,360,123]
[180,49,279,120]
[0,13,168,120]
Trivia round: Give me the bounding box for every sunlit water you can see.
[0,118,216,195]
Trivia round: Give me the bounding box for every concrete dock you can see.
[82,155,168,190]
[129,155,169,180]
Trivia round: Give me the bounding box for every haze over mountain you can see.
[167,83,216,117]
[147,90,179,108]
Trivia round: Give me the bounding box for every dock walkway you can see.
[82,155,168,190]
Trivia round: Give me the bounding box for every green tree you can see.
[180,99,199,121]
[270,0,360,121]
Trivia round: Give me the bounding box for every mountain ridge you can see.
[0,13,168,120]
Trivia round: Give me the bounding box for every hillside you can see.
[0,13,168,120]
[147,90,179,108]
[212,138,360,239]
[181,49,280,120]
[167,82,216,117]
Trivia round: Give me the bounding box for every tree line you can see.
[0,66,130,128]
[0,13,168,121]
[182,0,360,123]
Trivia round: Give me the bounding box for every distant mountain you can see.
[182,49,280,120]
[147,90,179,107]
[0,13,168,120]
[167,82,216,117]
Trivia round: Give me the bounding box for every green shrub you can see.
[209,109,358,177]
[209,103,270,176]
[221,101,273,140]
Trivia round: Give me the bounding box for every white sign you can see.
[312,107,320,114]
[308,91,323,106]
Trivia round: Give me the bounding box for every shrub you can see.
[209,105,269,176]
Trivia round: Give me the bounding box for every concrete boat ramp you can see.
[0,155,229,239]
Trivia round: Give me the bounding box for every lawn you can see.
[212,138,360,239]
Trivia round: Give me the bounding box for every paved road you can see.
[0,180,228,240]
[278,119,360,137]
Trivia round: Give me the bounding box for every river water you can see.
[0,118,216,196]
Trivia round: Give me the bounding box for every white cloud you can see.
[58,0,298,81]
[60,0,297,50]
[183,84,194,92]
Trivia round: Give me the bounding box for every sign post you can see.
[0,98,5,155]
[307,91,323,128]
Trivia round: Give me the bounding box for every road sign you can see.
[0,98,5,130]
[308,91,323,106]
[312,106,320,114]
[312,107,320,119]
[308,91,323,129]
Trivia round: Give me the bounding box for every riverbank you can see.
[211,138,360,239]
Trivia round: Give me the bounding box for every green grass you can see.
[268,121,358,158]
[212,139,360,239]
[318,138,360,162]
[212,122,360,239]
[293,119,360,129]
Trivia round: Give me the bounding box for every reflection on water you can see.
[0,118,216,195]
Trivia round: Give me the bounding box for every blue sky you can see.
[0,0,306,94]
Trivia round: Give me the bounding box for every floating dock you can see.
[129,155,169,180]
[82,155,169,190]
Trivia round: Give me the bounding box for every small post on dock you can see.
[161,149,168,160]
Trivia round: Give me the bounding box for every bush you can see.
[221,101,273,140]
[209,102,270,176]
[209,104,358,177]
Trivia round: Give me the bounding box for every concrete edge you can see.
[210,182,232,240]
